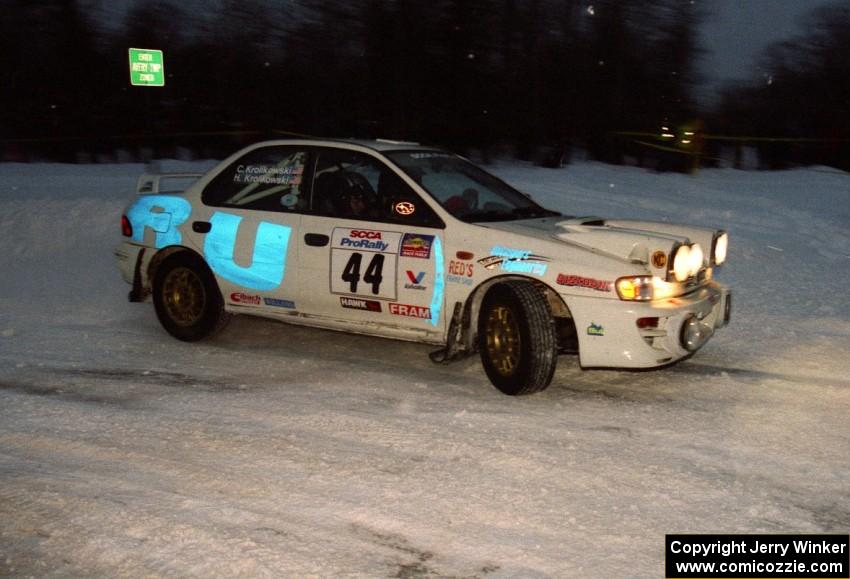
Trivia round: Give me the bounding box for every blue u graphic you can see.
[203,212,291,291]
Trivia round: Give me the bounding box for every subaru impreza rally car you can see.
[115,139,731,395]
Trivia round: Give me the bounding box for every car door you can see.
[194,145,310,313]
[297,146,447,338]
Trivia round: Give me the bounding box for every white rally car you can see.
[115,139,731,395]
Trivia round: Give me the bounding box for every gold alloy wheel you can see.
[485,305,521,376]
[162,266,206,327]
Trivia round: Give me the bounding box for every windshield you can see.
[386,151,560,222]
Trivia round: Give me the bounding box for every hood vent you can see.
[557,216,606,227]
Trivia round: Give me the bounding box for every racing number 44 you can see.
[342,252,385,294]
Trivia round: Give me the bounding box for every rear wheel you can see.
[478,281,558,395]
[153,252,229,342]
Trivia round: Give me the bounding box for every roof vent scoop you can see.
[555,216,606,232]
[558,216,605,226]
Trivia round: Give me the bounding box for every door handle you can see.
[304,233,329,247]
[192,221,212,233]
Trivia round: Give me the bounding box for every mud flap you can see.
[429,302,471,364]
[128,248,146,302]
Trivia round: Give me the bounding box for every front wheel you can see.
[478,281,558,395]
[152,252,229,342]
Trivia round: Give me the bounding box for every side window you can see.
[311,149,443,228]
[202,147,309,212]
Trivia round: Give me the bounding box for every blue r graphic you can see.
[126,195,192,248]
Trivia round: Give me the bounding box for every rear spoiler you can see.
[136,173,204,194]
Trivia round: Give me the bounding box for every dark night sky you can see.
[88,0,839,102]
[698,0,839,100]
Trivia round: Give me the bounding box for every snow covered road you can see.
[1,160,848,577]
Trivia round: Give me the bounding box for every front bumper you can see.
[565,281,731,369]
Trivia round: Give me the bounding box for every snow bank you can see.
[1,159,848,577]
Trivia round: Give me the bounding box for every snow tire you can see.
[478,281,558,395]
[153,252,230,342]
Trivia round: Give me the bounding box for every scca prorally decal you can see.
[341,230,387,251]
[405,270,427,290]
[230,292,260,305]
[556,274,612,292]
[587,323,604,336]
[263,297,295,309]
[126,195,192,249]
[332,228,402,254]
[400,233,434,259]
[340,296,382,312]
[204,212,291,291]
[389,302,431,319]
[479,246,549,276]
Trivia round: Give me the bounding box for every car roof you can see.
[246,137,442,154]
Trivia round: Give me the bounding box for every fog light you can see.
[680,315,713,352]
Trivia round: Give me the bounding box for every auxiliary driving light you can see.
[672,243,704,282]
[672,245,691,282]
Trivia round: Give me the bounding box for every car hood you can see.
[479,216,717,267]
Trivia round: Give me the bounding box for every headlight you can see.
[616,276,677,301]
[712,231,728,265]
[671,243,704,282]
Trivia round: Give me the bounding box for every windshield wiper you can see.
[463,209,514,222]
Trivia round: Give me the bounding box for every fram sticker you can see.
[557,274,612,292]
[340,296,382,312]
[389,303,431,319]
[400,233,434,259]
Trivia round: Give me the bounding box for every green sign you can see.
[128,48,165,87]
